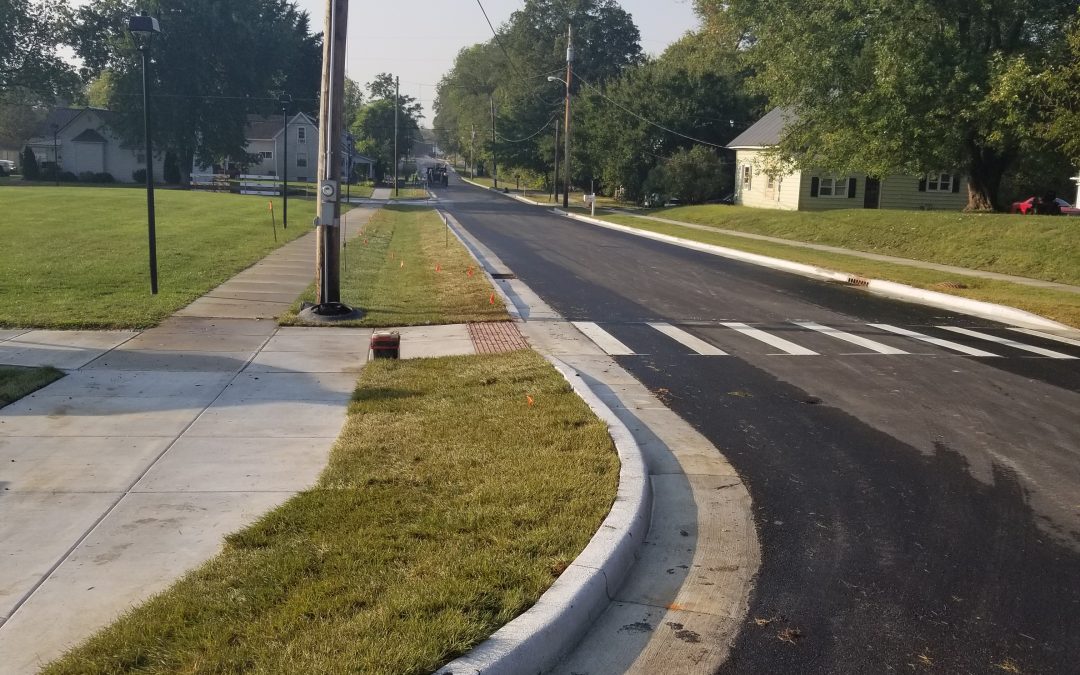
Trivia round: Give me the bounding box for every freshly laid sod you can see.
[280,206,510,326]
[593,212,1080,328]
[44,350,619,675]
[0,187,318,329]
[0,365,64,407]
[628,205,1080,286]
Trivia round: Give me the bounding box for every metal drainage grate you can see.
[490,273,517,280]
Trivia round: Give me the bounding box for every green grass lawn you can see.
[280,206,509,327]
[44,350,619,675]
[0,187,319,329]
[631,205,1080,286]
[596,212,1080,328]
[389,187,429,200]
[0,365,64,407]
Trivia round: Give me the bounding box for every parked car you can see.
[0,159,15,173]
[1010,196,1080,216]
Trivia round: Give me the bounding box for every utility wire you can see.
[473,0,525,79]
[497,115,557,143]
[575,74,728,150]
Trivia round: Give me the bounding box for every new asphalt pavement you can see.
[435,171,1080,674]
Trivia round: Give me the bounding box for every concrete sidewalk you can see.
[0,206,482,672]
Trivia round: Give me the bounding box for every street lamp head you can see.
[128,12,161,45]
[547,76,567,85]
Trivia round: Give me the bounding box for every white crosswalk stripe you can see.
[572,321,636,356]
[868,324,999,357]
[937,326,1076,359]
[1006,327,1080,349]
[721,322,818,356]
[648,323,728,355]
[794,321,909,355]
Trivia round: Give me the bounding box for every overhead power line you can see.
[497,115,557,143]
[575,74,728,151]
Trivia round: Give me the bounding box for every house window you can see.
[741,165,752,190]
[766,176,775,190]
[926,173,953,192]
[818,177,849,198]
[297,127,307,144]
[296,153,307,168]
[259,151,273,160]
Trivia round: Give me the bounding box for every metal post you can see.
[394,75,400,197]
[490,95,498,189]
[563,24,573,210]
[140,46,158,295]
[281,97,289,229]
[470,125,476,179]
[52,125,59,186]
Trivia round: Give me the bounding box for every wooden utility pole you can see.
[314,0,348,310]
[563,24,573,209]
[553,119,559,203]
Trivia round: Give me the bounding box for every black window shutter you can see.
[810,177,820,197]
[848,177,857,198]
[952,175,961,193]
[918,176,927,192]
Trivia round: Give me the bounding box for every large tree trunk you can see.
[964,141,1012,212]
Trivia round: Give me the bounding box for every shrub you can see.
[93,172,115,183]
[20,147,39,180]
[163,151,181,184]
[58,171,79,183]
[132,168,147,183]
[79,171,97,183]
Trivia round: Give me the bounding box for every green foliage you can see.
[0,100,47,149]
[20,146,39,180]
[664,146,726,203]
[163,150,181,184]
[0,0,77,100]
[351,74,422,180]
[1040,11,1080,166]
[70,0,321,181]
[708,0,1078,211]
[434,0,643,181]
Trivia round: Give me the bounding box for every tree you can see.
[20,146,39,180]
[1040,11,1080,167]
[0,100,47,149]
[70,0,322,182]
[0,0,77,101]
[665,145,725,203]
[351,73,422,180]
[703,0,1079,210]
[343,77,364,128]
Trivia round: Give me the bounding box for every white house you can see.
[25,107,164,183]
[240,113,374,182]
[728,108,967,211]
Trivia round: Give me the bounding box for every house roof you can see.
[245,112,316,140]
[71,128,107,143]
[727,107,795,149]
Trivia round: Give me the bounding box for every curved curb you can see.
[557,209,1072,332]
[436,356,653,675]
[458,175,547,206]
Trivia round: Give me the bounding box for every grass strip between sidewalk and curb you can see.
[43,350,620,675]
[0,365,64,408]
[588,212,1080,329]
[388,188,430,200]
[279,206,510,327]
[0,187,324,330]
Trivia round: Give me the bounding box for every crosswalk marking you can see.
[868,324,999,357]
[937,326,1076,359]
[721,322,819,356]
[794,321,909,355]
[572,321,636,356]
[1006,327,1080,349]
[648,323,728,355]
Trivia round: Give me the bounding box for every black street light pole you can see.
[281,94,291,229]
[129,12,161,295]
[51,124,59,186]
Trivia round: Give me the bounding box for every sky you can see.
[67,0,701,120]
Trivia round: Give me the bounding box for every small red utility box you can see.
[370,331,401,359]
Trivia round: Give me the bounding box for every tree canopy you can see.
[350,73,422,180]
[0,0,77,102]
[70,0,321,179]
[700,0,1080,210]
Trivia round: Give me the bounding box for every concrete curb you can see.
[435,208,654,675]
[436,357,652,675]
[557,209,1072,332]
[459,175,547,206]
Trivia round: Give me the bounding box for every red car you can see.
[1010,196,1080,216]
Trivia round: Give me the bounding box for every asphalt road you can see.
[431,168,1080,674]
